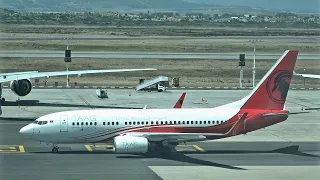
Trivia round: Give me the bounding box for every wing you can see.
[293,71,320,79]
[124,112,248,142]
[0,68,156,83]
[0,71,39,76]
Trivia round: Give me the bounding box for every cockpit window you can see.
[33,120,48,125]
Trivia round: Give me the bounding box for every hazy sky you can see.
[186,0,319,12]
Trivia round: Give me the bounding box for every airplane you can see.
[293,71,320,79]
[0,68,156,115]
[20,50,300,154]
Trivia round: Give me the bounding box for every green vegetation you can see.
[1,8,319,30]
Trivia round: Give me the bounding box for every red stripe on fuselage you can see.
[73,109,288,143]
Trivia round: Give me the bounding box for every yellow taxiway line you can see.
[193,145,205,152]
[18,146,25,153]
[85,145,92,151]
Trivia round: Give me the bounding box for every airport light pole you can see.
[66,38,70,88]
[249,39,261,88]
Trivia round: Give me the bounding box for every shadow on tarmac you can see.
[31,145,319,170]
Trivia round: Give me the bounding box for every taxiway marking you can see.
[85,145,92,151]
[193,145,205,152]
[0,145,25,153]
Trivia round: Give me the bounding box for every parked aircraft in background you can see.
[20,50,300,154]
[0,68,156,115]
[293,71,320,79]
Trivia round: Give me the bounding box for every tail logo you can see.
[266,70,292,104]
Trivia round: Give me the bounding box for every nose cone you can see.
[19,125,33,135]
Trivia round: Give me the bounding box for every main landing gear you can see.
[52,144,59,153]
[148,141,173,156]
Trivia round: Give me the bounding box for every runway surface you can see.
[0,51,319,60]
[0,89,319,180]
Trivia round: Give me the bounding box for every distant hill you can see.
[187,0,319,14]
[0,0,217,12]
[2,0,316,14]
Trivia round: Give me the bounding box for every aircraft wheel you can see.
[52,147,59,153]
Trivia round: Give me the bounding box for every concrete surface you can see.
[0,89,319,180]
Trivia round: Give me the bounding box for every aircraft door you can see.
[60,115,68,132]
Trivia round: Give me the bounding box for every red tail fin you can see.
[173,92,186,108]
[241,50,298,110]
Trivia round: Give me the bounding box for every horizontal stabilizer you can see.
[293,71,320,79]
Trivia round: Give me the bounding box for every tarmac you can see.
[0,50,319,60]
[0,89,319,180]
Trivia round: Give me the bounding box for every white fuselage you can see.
[20,103,241,144]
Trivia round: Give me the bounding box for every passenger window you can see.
[72,122,75,126]
[137,122,140,125]
[178,121,180,124]
[199,121,202,124]
[129,122,131,125]
[133,122,136,125]
[81,122,84,125]
[112,122,114,125]
[141,121,144,125]
[187,121,189,124]
[203,121,206,124]
[161,121,163,124]
[77,122,79,125]
[174,121,176,124]
[116,122,119,125]
[165,121,167,124]
[183,121,185,124]
[107,122,110,125]
[146,122,148,125]
[90,122,92,125]
[151,121,154,124]
[156,121,158,124]
[125,122,127,125]
[86,122,88,125]
[212,121,215,124]
[195,121,198,124]
[169,121,172,124]
[103,122,105,125]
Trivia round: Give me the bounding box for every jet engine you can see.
[113,136,149,154]
[10,79,32,96]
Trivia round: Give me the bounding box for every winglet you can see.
[173,92,186,108]
[225,112,248,136]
